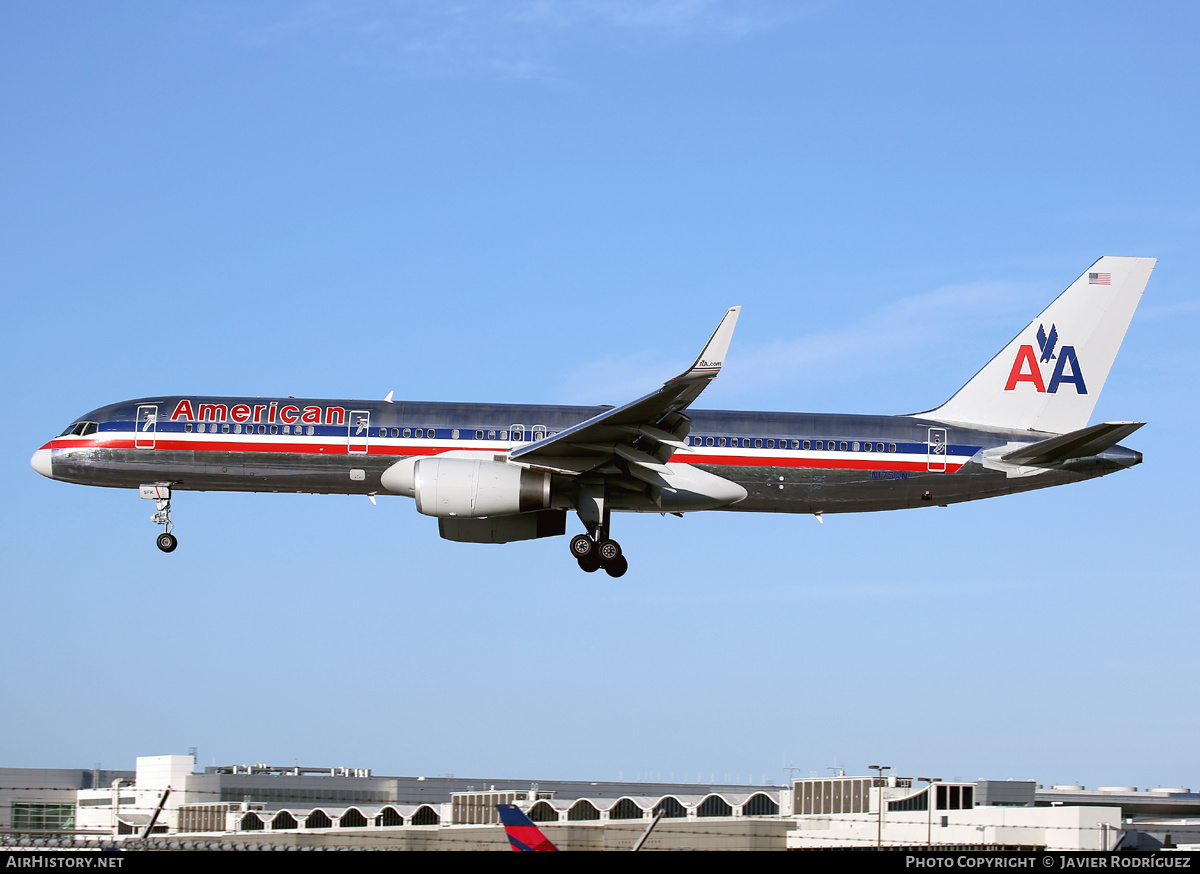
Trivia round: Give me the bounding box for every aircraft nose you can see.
[30,448,53,479]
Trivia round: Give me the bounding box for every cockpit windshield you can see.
[58,422,98,437]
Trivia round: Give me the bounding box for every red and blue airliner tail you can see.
[497,803,557,851]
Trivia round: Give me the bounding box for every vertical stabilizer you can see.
[497,803,557,851]
[920,256,1155,434]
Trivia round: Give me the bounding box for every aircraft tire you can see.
[604,556,628,578]
[578,552,602,573]
[570,534,594,558]
[156,532,178,553]
[597,539,622,563]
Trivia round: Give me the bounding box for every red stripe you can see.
[47,438,963,472]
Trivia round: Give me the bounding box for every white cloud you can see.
[553,280,1046,408]
[233,0,798,79]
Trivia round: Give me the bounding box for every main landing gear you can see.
[570,533,627,577]
[570,487,628,576]
[140,483,177,553]
[571,528,628,576]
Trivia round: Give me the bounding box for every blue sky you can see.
[3,1,1198,789]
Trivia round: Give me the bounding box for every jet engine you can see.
[411,457,552,518]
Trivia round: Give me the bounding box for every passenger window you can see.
[222,424,230,434]
[791,440,800,449]
[282,425,290,435]
[889,443,897,452]
[475,430,484,440]
[839,441,848,451]
[270,425,278,435]
[877,443,885,453]
[427,429,436,439]
[803,440,811,450]
[863,442,872,452]
[715,437,724,447]
[488,430,496,440]
[452,429,460,439]
[185,423,193,433]
[256,425,265,434]
[767,439,775,449]
[754,438,762,448]
[706,437,714,447]
[416,429,424,438]
[403,428,412,438]
[233,424,242,434]
[499,430,507,440]
[306,426,315,436]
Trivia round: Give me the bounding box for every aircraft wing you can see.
[508,307,740,477]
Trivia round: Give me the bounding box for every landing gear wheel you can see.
[156,532,178,553]
[577,552,602,573]
[597,539,622,563]
[570,534,594,559]
[604,555,628,578]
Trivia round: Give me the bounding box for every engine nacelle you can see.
[414,457,552,518]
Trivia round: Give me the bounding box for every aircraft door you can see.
[135,404,158,450]
[927,428,948,472]
[348,410,370,454]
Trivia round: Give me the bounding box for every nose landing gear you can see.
[140,483,178,553]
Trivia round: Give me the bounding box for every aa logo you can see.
[1004,323,1087,394]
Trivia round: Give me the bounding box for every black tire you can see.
[578,552,602,573]
[597,539,622,563]
[156,532,178,553]
[604,555,628,578]
[570,534,594,558]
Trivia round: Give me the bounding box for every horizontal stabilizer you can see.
[1001,421,1144,466]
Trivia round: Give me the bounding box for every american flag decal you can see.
[1089,272,1111,285]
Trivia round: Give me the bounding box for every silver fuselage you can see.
[34,395,1142,515]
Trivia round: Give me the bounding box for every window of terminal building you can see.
[568,800,600,821]
[12,803,75,830]
[412,805,440,826]
[697,795,732,817]
[376,807,404,827]
[610,798,644,820]
[654,797,687,818]
[743,793,779,816]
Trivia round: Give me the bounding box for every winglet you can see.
[497,804,557,851]
[684,306,740,379]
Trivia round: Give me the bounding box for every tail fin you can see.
[497,804,557,852]
[920,256,1155,434]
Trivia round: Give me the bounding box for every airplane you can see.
[31,256,1154,577]
[497,803,557,851]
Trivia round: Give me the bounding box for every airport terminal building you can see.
[3,754,1198,851]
